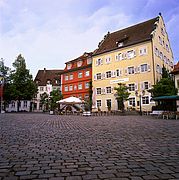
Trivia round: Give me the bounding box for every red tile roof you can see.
[93,17,158,55]
[34,69,63,86]
[171,62,179,74]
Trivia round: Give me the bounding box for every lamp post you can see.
[135,90,145,116]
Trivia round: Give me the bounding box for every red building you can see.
[61,52,92,100]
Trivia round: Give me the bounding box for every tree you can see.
[40,92,49,111]
[149,66,177,97]
[84,81,93,111]
[49,89,63,111]
[4,54,38,111]
[114,83,130,112]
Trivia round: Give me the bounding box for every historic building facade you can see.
[61,52,92,100]
[33,68,63,111]
[92,14,174,112]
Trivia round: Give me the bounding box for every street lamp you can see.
[135,90,145,116]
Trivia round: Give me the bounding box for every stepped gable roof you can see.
[65,52,93,64]
[34,69,63,86]
[94,17,158,56]
[171,61,179,74]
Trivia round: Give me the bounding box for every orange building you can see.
[61,52,92,100]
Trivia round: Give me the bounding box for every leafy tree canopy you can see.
[149,66,177,97]
[4,54,38,106]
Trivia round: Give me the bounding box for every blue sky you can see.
[0,0,179,77]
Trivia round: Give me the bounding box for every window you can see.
[96,88,102,95]
[166,44,169,52]
[85,71,90,77]
[40,87,44,91]
[116,53,123,61]
[24,101,27,108]
[156,64,161,74]
[155,47,159,56]
[65,86,68,92]
[163,56,167,63]
[106,87,112,94]
[144,82,149,90]
[161,27,165,35]
[78,72,82,78]
[129,97,135,106]
[159,52,163,60]
[85,82,89,89]
[87,58,92,64]
[117,42,123,47]
[96,58,102,65]
[65,75,69,81]
[69,74,73,80]
[78,83,82,90]
[140,64,148,72]
[106,71,112,78]
[96,100,102,107]
[142,96,149,104]
[139,47,147,55]
[128,84,135,91]
[77,60,82,67]
[106,99,112,108]
[11,101,15,108]
[159,36,162,45]
[105,56,111,64]
[69,85,73,91]
[96,73,102,80]
[127,50,135,59]
[67,63,72,69]
[74,85,77,90]
[128,67,135,74]
[116,69,120,77]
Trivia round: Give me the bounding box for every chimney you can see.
[44,68,46,73]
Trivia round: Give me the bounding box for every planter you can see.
[49,111,54,115]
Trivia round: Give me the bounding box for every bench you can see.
[82,111,91,116]
[150,110,163,118]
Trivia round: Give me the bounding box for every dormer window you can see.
[87,58,92,64]
[77,60,82,67]
[67,63,72,70]
[116,41,123,47]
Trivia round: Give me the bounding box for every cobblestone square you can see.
[0,113,179,179]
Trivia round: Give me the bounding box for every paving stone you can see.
[0,114,179,180]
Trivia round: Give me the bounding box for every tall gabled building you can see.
[61,52,92,100]
[34,68,63,111]
[92,14,174,112]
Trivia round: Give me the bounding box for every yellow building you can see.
[92,14,174,112]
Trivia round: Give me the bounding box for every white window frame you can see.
[85,82,89,89]
[105,56,111,64]
[128,66,135,74]
[96,88,102,95]
[78,72,83,78]
[106,71,112,78]
[128,97,136,106]
[65,75,69,81]
[106,99,112,108]
[69,74,73,80]
[96,73,102,80]
[106,86,112,94]
[96,99,102,107]
[139,47,147,56]
[140,64,148,72]
[64,86,68,92]
[127,50,135,59]
[128,83,135,91]
[69,85,73,91]
[85,70,90,77]
[142,96,150,105]
[78,83,82,90]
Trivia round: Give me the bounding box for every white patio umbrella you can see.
[57,96,84,104]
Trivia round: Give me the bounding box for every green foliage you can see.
[114,83,130,112]
[49,89,63,111]
[3,54,38,110]
[149,66,177,97]
[40,92,48,111]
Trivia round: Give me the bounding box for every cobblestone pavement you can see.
[0,113,179,180]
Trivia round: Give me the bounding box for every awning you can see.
[151,95,179,101]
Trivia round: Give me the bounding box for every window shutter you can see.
[134,50,136,56]
[138,66,140,73]
[135,83,138,90]
[101,58,103,65]
[94,75,96,81]
[102,73,106,79]
[140,82,144,90]
[148,64,151,72]
[120,69,122,76]
[148,82,151,89]
[112,71,116,78]
[135,67,138,74]
[115,55,118,61]
[95,60,98,66]
[111,87,114,94]
[102,88,106,94]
